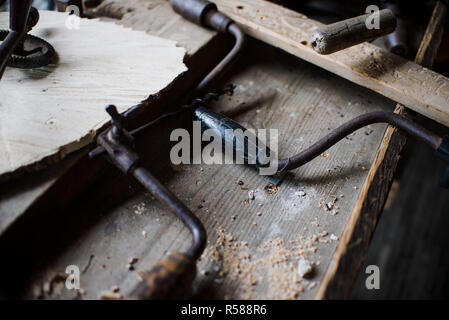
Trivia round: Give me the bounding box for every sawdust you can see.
[133,203,146,215]
[297,258,313,278]
[110,285,120,293]
[199,227,328,300]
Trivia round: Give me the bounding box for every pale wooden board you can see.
[0,0,219,250]
[214,0,449,127]
[20,38,395,300]
[0,10,187,179]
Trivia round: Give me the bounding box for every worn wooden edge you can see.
[214,0,449,127]
[315,1,447,299]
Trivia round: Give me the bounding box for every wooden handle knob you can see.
[128,252,197,300]
[311,9,396,55]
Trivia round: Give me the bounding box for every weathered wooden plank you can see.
[316,0,447,299]
[214,0,449,127]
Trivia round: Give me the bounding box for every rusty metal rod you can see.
[131,166,206,260]
[275,111,442,173]
[170,0,246,96]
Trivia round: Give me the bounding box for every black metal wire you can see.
[275,111,443,173]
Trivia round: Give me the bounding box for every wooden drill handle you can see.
[310,9,396,55]
[128,252,197,300]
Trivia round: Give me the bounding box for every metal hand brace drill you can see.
[0,0,55,79]
[89,0,449,299]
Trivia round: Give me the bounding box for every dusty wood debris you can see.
[198,226,334,299]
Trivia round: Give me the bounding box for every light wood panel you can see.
[214,0,449,127]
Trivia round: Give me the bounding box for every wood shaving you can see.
[111,285,120,293]
[295,191,306,197]
[40,273,68,297]
[320,150,330,158]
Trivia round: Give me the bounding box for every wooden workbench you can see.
[0,0,444,299]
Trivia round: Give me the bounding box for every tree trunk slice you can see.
[0,11,187,181]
